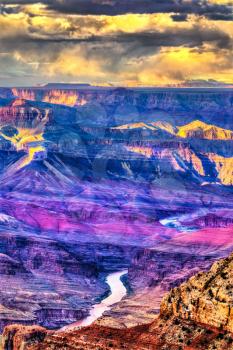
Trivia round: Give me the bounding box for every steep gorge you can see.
[4,251,233,349]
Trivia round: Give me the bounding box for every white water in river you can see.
[61,269,128,331]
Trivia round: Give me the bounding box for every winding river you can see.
[61,269,128,331]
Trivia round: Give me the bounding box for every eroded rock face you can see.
[161,252,233,333]
[2,325,48,350]
[1,95,233,187]
[4,316,233,350]
[11,88,233,128]
[0,232,134,332]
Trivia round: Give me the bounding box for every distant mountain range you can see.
[167,79,233,88]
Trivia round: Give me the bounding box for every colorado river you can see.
[61,269,128,331]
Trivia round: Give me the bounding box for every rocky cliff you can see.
[10,87,233,128]
[161,251,233,333]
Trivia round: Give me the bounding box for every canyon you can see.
[0,85,232,347]
[4,251,233,349]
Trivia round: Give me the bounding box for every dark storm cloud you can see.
[1,0,232,57]
[110,26,233,58]
[171,14,188,22]
[24,26,232,54]
[46,0,233,20]
[207,12,233,20]
[2,0,233,19]
[0,4,21,14]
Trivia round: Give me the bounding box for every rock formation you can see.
[11,87,233,129]
[161,251,233,333]
[2,325,48,350]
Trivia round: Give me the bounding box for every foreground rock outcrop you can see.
[161,251,233,333]
[3,318,233,349]
[3,252,233,349]
[2,325,48,350]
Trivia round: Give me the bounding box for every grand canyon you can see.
[0,84,232,349]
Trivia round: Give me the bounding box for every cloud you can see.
[135,46,233,85]
[0,1,232,85]
[2,0,233,19]
[45,0,233,21]
[29,43,231,86]
[171,14,188,22]
[110,27,232,54]
[1,9,231,49]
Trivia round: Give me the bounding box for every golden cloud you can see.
[136,46,233,85]
[0,4,232,85]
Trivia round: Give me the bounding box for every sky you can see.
[0,0,232,86]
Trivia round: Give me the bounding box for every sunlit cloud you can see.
[0,0,232,85]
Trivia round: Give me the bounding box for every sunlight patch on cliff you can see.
[43,90,87,106]
[177,120,233,140]
[18,145,46,169]
[207,153,233,186]
[4,129,44,151]
[126,145,154,158]
[0,108,49,170]
[0,128,46,169]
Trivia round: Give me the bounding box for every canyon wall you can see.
[11,87,233,128]
[161,251,233,333]
[0,232,134,332]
